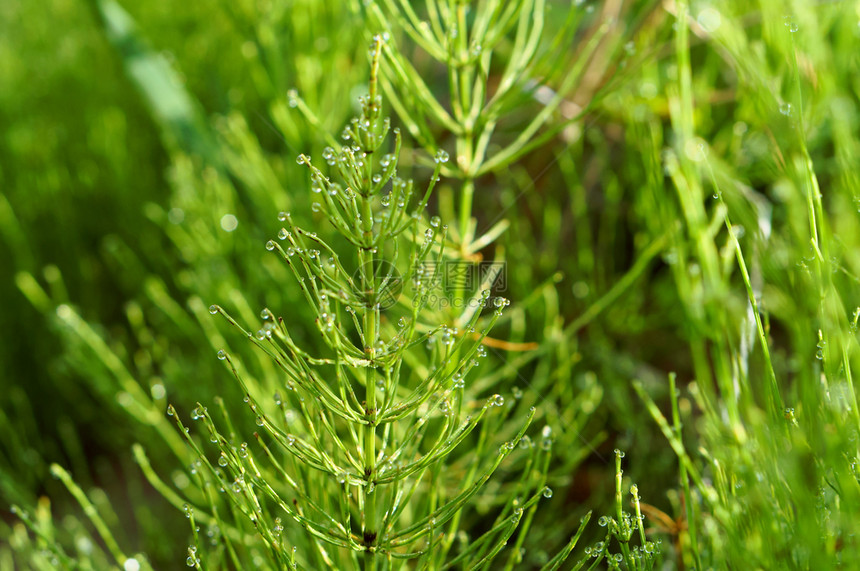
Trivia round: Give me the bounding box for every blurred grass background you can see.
[3,0,860,568]
[1,0,370,564]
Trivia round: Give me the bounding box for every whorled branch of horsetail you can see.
[222,390,360,551]
[258,430,369,554]
[381,406,536,549]
[213,239,490,462]
[263,307,369,423]
[269,212,438,363]
[374,401,489,486]
[375,326,483,425]
[201,346,361,486]
[317,127,401,202]
[475,17,613,176]
[380,297,503,423]
[272,218,366,314]
[217,296,385,425]
[272,217,392,355]
[136,430,314,569]
[212,276,469,431]
[372,387,473,479]
[251,433,354,536]
[208,304,363,423]
[203,258,515,554]
[254,436,360,552]
[275,217,367,316]
[289,405,538,557]
[224,225,468,421]
[439,490,549,570]
[165,398,355,550]
[374,347,467,445]
[295,143,444,247]
[271,206,445,357]
[214,361,348,482]
[442,429,551,565]
[379,426,528,548]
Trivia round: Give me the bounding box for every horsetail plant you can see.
[173,37,577,570]
[364,0,624,256]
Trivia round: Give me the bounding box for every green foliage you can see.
[4,0,860,569]
[165,38,560,568]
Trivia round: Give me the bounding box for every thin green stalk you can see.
[703,157,782,416]
[49,465,128,568]
[669,373,701,570]
[362,272,379,571]
[457,178,475,256]
[361,115,379,570]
